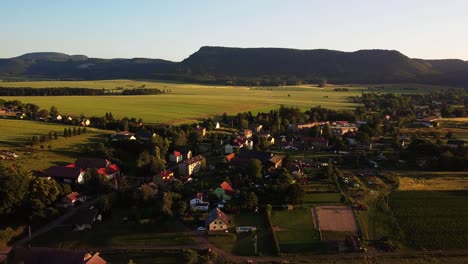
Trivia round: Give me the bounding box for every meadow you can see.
[390,191,468,250]
[270,208,322,253]
[0,79,450,124]
[0,119,112,171]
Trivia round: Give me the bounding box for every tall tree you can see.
[247,159,263,180]
[0,165,32,216]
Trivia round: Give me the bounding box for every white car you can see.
[197,226,206,231]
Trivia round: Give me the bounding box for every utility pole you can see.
[253,231,258,255]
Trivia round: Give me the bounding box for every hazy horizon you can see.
[2,0,468,61]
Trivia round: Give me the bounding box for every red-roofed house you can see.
[220,181,235,196]
[169,151,183,163]
[58,192,86,208]
[97,164,120,180]
[225,153,235,163]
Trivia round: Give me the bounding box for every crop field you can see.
[390,191,468,249]
[0,80,449,124]
[270,208,322,253]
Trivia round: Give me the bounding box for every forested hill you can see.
[177,47,468,86]
[1,47,468,86]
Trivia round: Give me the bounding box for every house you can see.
[74,158,120,180]
[53,114,63,121]
[205,208,231,231]
[73,207,100,231]
[57,192,86,208]
[11,247,108,264]
[239,129,253,139]
[135,130,156,141]
[251,124,263,133]
[213,187,232,201]
[330,122,357,136]
[269,155,283,168]
[159,170,175,181]
[110,131,136,141]
[301,137,329,149]
[43,166,85,184]
[224,144,234,154]
[225,153,236,163]
[169,151,183,163]
[215,122,220,129]
[80,119,91,126]
[178,155,205,176]
[244,139,254,150]
[190,193,210,211]
[196,126,207,137]
[220,181,236,196]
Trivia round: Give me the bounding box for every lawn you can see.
[302,192,341,206]
[270,208,322,253]
[0,119,112,171]
[33,209,193,248]
[390,191,468,250]
[207,213,276,256]
[102,252,182,264]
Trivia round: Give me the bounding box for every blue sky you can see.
[1,0,467,61]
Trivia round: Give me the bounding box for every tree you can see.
[50,105,59,116]
[37,109,49,119]
[171,179,183,193]
[0,164,32,216]
[174,200,187,216]
[285,184,305,204]
[173,131,187,147]
[245,192,259,211]
[29,177,61,217]
[318,79,327,88]
[161,192,173,216]
[63,128,69,137]
[247,159,263,180]
[182,249,198,264]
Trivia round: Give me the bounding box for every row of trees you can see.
[0,87,164,96]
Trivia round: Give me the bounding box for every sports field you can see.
[0,80,449,124]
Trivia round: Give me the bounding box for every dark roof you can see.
[43,166,82,179]
[73,208,99,225]
[11,247,87,264]
[135,130,154,140]
[238,149,273,164]
[75,158,109,169]
[184,155,205,165]
[205,208,230,226]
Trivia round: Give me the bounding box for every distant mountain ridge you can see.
[1,47,468,86]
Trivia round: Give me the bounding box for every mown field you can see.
[270,208,322,253]
[0,119,112,171]
[390,191,468,250]
[0,80,449,124]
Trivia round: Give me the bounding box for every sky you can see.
[1,0,468,61]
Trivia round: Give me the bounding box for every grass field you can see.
[2,80,450,124]
[207,213,276,256]
[33,209,192,248]
[0,119,112,171]
[270,208,322,253]
[390,191,468,250]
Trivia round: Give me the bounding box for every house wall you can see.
[209,218,228,231]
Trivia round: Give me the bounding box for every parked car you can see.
[197,226,206,231]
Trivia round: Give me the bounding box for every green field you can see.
[33,209,192,248]
[207,213,276,256]
[0,119,112,171]
[390,191,468,250]
[270,208,322,253]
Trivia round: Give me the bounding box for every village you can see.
[1,90,468,264]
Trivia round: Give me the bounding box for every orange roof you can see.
[221,181,235,193]
[173,151,182,157]
[225,153,235,162]
[66,192,80,202]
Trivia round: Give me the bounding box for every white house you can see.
[224,144,234,154]
[215,122,220,129]
[190,194,210,211]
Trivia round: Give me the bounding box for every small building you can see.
[178,155,205,176]
[215,122,220,129]
[80,119,91,126]
[196,126,207,137]
[43,166,85,184]
[239,129,253,139]
[224,144,234,154]
[269,155,283,168]
[110,131,136,141]
[135,130,156,141]
[169,151,183,163]
[205,208,231,231]
[73,207,100,231]
[57,192,86,208]
[190,193,210,211]
[225,153,236,163]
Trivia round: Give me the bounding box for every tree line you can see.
[0,87,164,96]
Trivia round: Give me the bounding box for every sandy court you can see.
[314,205,358,233]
